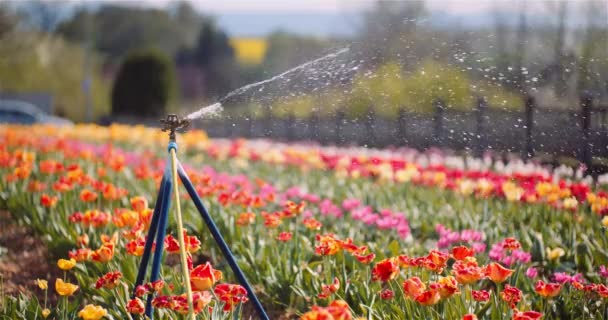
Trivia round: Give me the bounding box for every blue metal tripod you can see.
[132,115,269,320]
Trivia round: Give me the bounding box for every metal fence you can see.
[193,95,608,168]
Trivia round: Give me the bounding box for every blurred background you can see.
[0,0,607,167]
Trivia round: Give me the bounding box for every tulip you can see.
[57,258,77,271]
[484,262,514,283]
[79,189,98,202]
[126,298,145,314]
[451,246,475,260]
[78,304,107,320]
[371,258,399,282]
[130,196,148,211]
[513,310,543,320]
[452,260,483,285]
[40,194,58,208]
[36,279,48,290]
[472,289,490,302]
[403,277,426,299]
[276,231,292,242]
[55,278,79,296]
[534,280,561,298]
[546,247,565,261]
[500,285,522,309]
[415,289,441,306]
[190,262,222,291]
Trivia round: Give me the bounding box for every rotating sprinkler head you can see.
[160,114,190,141]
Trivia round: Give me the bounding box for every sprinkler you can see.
[160,114,190,141]
[132,114,269,320]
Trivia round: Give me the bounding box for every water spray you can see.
[185,47,351,121]
[132,114,269,319]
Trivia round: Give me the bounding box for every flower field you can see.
[1,124,608,320]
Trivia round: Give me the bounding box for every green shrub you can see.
[111,49,176,118]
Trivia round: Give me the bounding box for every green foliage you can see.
[0,32,109,121]
[249,59,523,119]
[111,49,177,118]
[402,59,474,112]
[262,31,333,75]
[57,3,203,61]
[350,61,409,117]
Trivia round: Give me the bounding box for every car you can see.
[0,99,73,126]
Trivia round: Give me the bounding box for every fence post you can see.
[474,97,487,157]
[264,105,273,138]
[397,107,407,145]
[523,95,535,160]
[335,108,345,145]
[225,114,234,138]
[245,112,253,138]
[309,110,320,141]
[433,99,445,148]
[581,93,593,170]
[365,106,376,146]
[286,112,296,141]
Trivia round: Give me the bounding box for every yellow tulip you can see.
[36,279,48,290]
[78,304,107,320]
[57,258,77,271]
[546,247,565,261]
[563,197,578,210]
[55,278,79,296]
[42,308,51,318]
[602,216,608,227]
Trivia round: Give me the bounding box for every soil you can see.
[0,211,294,318]
[0,211,59,303]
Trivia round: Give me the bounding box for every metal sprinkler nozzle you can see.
[160,114,190,141]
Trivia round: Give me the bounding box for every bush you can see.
[0,32,110,121]
[111,50,176,118]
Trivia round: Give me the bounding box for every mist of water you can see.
[184,47,351,120]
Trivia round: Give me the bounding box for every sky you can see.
[104,0,550,14]
[40,0,603,37]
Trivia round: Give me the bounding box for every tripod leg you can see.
[177,163,270,320]
[133,174,168,296]
[144,169,173,319]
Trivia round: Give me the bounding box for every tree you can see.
[176,20,237,99]
[18,0,67,33]
[0,4,16,37]
[57,5,197,61]
[356,1,427,66]
[111,50,176,117]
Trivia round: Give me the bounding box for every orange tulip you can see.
[91,243,115,263]
[403,277,426,299]
[452,260,483,285]
[371,258,399,282]
[534,280,561,298]
[127,297,145,314]
[130,196,148,212]
[190,262,222,291]
[436,276,460,298]
[276,231,293,242]
[40,194,58,208]
[236,212,256,226]
[513,310,543,320]
[315,234,343,256]
[451,246,475,260]
[415,289,441,306]
[484,262,514,283]
[79,189,98,202]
